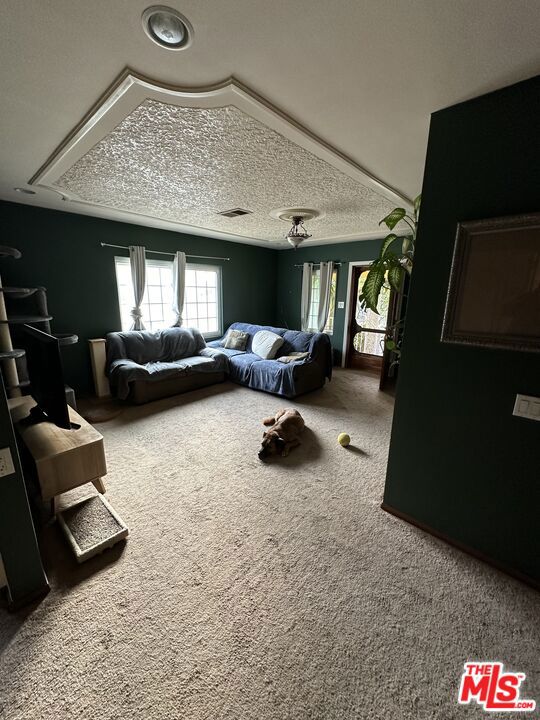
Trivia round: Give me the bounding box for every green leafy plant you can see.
[358,194,421,313]
[358,194,421,367]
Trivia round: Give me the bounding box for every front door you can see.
[345,265,391,372]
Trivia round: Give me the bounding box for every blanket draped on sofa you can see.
[208,322,333,398]
[107,327,227,399]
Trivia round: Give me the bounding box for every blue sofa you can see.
[106,327,228,403]
[208,322,333,398]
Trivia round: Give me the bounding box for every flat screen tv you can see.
[22,324,72,429]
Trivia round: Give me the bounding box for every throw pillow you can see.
[223,329,249,350]
[252,330,284,360]
[277,351,309,364]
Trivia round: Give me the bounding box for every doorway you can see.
[344,265,391,373]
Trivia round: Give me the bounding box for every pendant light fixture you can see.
[271,208,322,248]
[286,216,312,249]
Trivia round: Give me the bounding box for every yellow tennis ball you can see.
[338,433,350,447]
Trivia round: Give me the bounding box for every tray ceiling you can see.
[31,71,409,247]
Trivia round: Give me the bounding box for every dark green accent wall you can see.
[384,75,540,583]
[1,200,385,389]
[276,239,384,364]
[1,202,278,393]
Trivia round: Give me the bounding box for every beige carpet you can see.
[1,369,538,719]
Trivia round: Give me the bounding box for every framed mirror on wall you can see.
[441,213,540,353]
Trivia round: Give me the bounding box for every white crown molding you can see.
[2,193,389,251]
[1,193,277,249]
[28,68,411,246]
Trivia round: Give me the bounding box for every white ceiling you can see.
[1,0,539,247]
[31,74,406,246]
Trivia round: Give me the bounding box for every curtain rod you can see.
[100,242,230,261]
[293,262,342,268]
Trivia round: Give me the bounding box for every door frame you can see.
[341,260,372,368]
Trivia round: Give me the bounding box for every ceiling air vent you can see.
[216,208,253,218]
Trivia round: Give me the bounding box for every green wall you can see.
[1,200,385,390]
[384,75,540,584]
[1,202,278,393]
[276,239,384,364]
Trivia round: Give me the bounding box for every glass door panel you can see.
[346,267,392,371]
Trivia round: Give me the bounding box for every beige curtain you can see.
[129,245,146,330]
[171,251,186,326]
[300,263,313,331]
[317,261,334,332]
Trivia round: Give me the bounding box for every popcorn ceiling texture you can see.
[55,99,394,242]
[1,370,538,719]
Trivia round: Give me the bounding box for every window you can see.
[352,269,391,357]
[183,264,221,335]
[115,257,222,337]
[307,268,338,333]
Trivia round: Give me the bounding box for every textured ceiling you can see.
[54,99,393,243]
[1,0,539,246]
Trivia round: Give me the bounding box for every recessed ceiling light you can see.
[14,187,36,195]
[142,6,193,50]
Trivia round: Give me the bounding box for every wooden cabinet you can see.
[9,396,107,502]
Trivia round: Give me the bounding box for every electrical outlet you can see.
[337,301,345,309]
[512,394,540,421]
[0,447,15,478]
